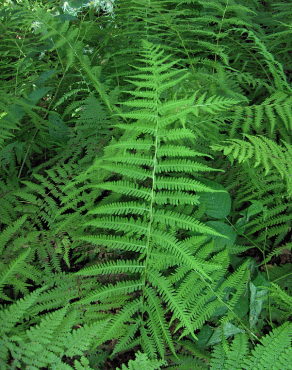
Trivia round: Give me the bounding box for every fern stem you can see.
[141,84,160,324]
[18,128,38,179]
[213,0,229,74]
[262,227,274,329]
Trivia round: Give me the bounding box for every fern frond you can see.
[111,320,142,358]
[0,248,33,301]
[74,280,143,306]
[116,351,166,370]
[229,91,292,135]
[210,322,292,369]
[212,134,292,195]
[266,282,292,315]
[0,286,47,335]
[74,260,144,276]
[210,333,249,370]
[243,322,292,369]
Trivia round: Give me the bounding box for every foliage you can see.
[210,322,292,370]
[1,0,292,368]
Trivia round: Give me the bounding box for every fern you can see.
[1,300,103,370]
[0,260,105,369]
[212,134,292,195]
[116,351,167,370]
[1,0,292,368]
[210,322,292,370]
[265,282,292,317]
[66,39,252,360]
[227,91,292,137]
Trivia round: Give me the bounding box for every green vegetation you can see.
[1,0,292,368]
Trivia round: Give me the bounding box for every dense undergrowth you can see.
[1,0,292,369]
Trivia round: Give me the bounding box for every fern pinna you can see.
[70,40,250,359]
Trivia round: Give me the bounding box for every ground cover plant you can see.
[1,0,292,368]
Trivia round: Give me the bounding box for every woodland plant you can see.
[1,0,292,369]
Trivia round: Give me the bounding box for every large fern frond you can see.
[68,39,250,360]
